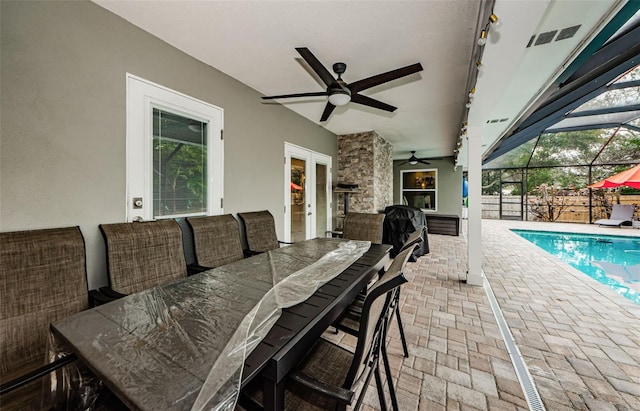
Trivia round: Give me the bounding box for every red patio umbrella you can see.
[588,164,640,189]
[290,182,303,190]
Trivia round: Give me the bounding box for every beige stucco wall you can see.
[0,0,337,289]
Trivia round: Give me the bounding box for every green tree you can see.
[153,140,207,216]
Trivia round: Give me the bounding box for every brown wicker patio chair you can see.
[99,219,187,298]
[0,226,88,409]
[237,210,292,255]
[241,247,406,411]
[186,214,244,272]
[342,212,385,244]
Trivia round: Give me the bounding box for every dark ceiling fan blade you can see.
[262,91,329,100]
[348,63,423,93]
[400,151,431,165]
[401,159,430,166]
[350,94,397,112]
[295,47,340,89]
[320,102,336,122]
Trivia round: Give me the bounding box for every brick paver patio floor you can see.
[329,219,640,411]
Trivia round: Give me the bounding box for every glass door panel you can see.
[153,108,208,218]
[284,143,331,242]
[290,157,307,242]
[315,163,328,236]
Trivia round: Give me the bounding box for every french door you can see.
[284,143,332,242]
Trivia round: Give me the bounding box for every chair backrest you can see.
[343,244,416,388]
[342,212,385,244]
[0,226,88,378]
[237,210,279,253]
[187,214,244,268]
[175,217,197,266]
[100,220,187,295]
[372,243,415,308]
[399,225,424,254]
[610,204,635,220]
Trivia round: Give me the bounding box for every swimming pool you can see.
[512,230,640,306]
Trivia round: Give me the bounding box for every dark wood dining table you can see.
[51,238,391,411]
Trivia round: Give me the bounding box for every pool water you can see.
[512,230,640,306]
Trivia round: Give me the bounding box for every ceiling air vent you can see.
[526,35,536,48]
[526,24,581,47]
[486,118,510,124]
[556,25,581,41]
[535,30,558,46]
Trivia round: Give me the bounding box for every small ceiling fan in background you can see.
[261,47,423,121]
[399,151,430,166]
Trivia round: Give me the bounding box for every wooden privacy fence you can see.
[482,195,640,223]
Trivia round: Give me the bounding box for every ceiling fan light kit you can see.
[262,47,423,121]
[328,90,350,106]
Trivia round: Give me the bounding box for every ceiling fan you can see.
[399,151,430,166]
[262,47,423,122]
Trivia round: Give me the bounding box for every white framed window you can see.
[126,74,223,221]
[401,169,437,211]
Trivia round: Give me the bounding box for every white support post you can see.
[466,126,484,286]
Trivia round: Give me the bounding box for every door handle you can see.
[308,212,313,216]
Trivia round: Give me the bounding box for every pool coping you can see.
[482,219,640,410]
[510,227,640,306]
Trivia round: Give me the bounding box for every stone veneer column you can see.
[337,131,393,215]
